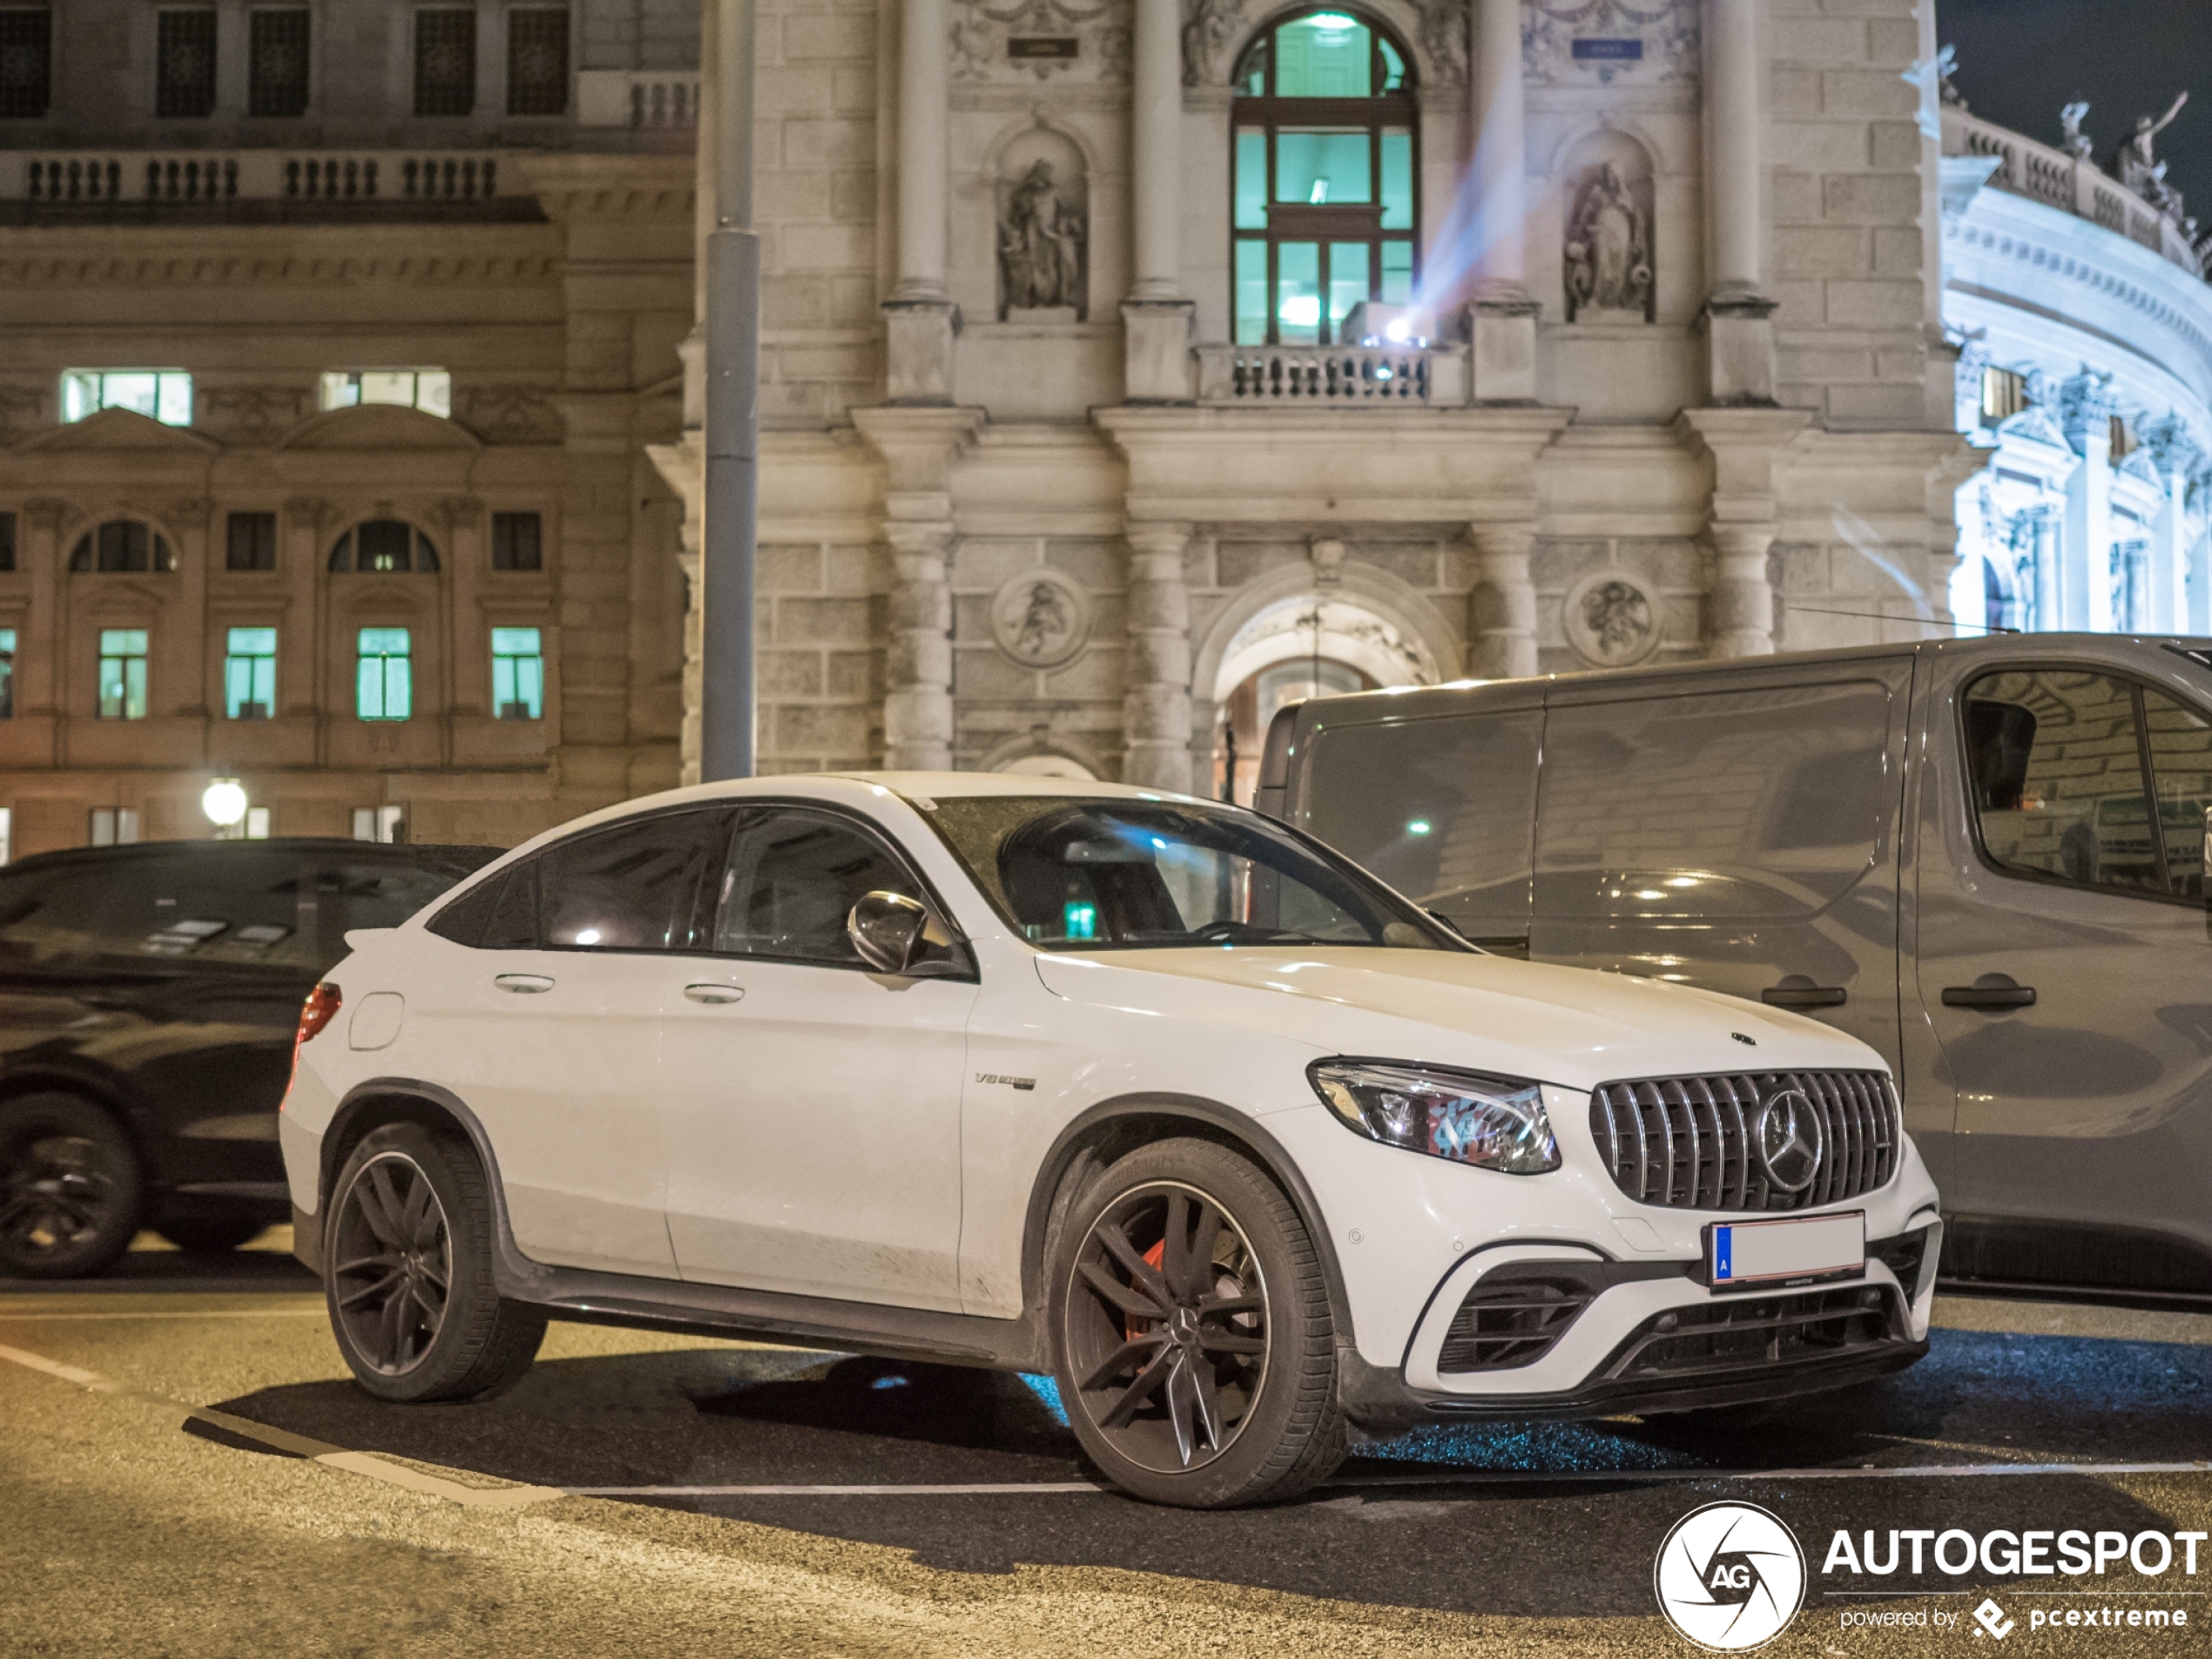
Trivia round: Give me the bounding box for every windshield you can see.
[919,795,1463,952]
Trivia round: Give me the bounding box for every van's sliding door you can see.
[1529,663,1913,1090]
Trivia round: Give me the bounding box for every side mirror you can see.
[848,890,932,974]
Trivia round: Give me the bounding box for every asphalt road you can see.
[5,1232,2212,1656]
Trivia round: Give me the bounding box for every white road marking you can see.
[0,1340,111,1389]
[0,1307,327,1320]
[565,1481,1106,1497]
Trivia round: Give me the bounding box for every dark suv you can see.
[0,839,500,1278]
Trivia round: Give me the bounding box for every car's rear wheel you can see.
[1051,1137,1345,1507]
[158,1217,267,1255]
[0,1093,143,1279]
[325,1123,545,1401]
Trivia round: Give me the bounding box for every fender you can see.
[1018,1092,1357,1351]
[316,1076,564,1301]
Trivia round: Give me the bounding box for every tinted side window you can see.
[428,871,506,947]
[5,851,321,969]
[2144,689,2212,899]
[1300,710,1538,941]
[712,808,921,966]
[462,810,722,951]
[0,867,117,967]
[322,852,500,939]
[1535,681,1893,921]
[1965,670,2161,896]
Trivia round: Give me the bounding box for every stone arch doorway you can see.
[1208,592,1442,804]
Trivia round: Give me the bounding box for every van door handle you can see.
[1942,977,2036,1009]
[683,982,745,1005]
[1762,976,1847,1008]
[494,974,556,995]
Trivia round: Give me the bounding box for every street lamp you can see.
[202,777,247,838]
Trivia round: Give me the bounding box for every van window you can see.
[1535,681,1893,921]
[1966,669,2194,899]
[1299,711,1539,939]
[2144,689,2212,899]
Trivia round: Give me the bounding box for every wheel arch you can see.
[1019,1094,1355,1349]
[0,1063,157,1189]
[317,1077,554,1298]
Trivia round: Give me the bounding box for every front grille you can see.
[1436,1269,1600,1373]
[1588,1070,1900,1211]
[1601,1285,1901,1383]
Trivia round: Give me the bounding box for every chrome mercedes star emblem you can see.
[1755,1089,1822,1192]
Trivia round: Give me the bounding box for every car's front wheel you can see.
[324,1123,545,1401]
[1050,1137,1345,1507]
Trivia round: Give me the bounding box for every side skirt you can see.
[509,1263,1050,1374]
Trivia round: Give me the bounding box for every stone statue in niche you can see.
[995,129,1089,320]
[1564,161,1654,322]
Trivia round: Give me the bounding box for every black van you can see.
[0,839,500,1278]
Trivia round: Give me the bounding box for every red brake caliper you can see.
[1126,1238,1167,1344]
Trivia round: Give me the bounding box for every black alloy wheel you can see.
[1053,1138,1345,1507]
[0,1093,143,1279]
[324,1123,544,1402]
[331,1150,453,1378]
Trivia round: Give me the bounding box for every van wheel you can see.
[325,1123,545,1402]
[158,1218,266,1255]
[0,1093,143,1279]
[1050,1138,1345,1507]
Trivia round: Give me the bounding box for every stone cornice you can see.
[512,152,695,219]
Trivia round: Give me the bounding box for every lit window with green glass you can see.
[0,627,15,720]
[98,629,148,720]
[1231,9,1416,347]
[490,626,543,720]
[225,627,277,719]
[356,627,412,721]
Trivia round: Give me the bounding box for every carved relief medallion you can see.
[1562,569,1662,667]
[991,568,1092,667]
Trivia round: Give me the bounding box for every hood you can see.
[1032,947,1883,1090]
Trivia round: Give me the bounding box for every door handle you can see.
[494,974,556,995]
[683,982,745,1005]
[1762,975,1847,1009]
[1941,978,2036,1009]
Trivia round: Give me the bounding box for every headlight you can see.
[1308,1059,1560,1175]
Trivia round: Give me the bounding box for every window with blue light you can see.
[356,627,411,721]
[225,627,277,719]
[1230,8,1419,347]
[490,626,543,720]
[98,629,148,720]
[61,371,193,427]
[0,627,14,720]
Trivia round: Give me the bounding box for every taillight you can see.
[298,982,342,1045]
[284,984,341,1111]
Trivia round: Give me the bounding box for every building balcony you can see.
[0,148,543,226]
[1192,342,1467,407]
[1943,106,2205,280]
[575,71,700,132]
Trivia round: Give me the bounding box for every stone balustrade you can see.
[576,70,700,130]
[0,151,510,208]
[1193,343,1461,406]
[1944,106,2203,279]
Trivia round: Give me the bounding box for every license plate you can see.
[1709,1212,1865,1289]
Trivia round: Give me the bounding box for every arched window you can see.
[1231,9,1418,346]
[69,520,175,572]
[329,519,441,573]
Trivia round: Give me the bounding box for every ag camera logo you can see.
[1655,1501,1807,1651]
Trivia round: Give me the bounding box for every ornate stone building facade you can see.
[22,1,2157,856]
[652,0,1982,802]
[0,1,699,858]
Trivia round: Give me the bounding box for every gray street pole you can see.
[701,0,759,779]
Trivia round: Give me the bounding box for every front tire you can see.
[324,1123,545,1401]
[0,1093,143,1279]
[1050,1137,1345,1507]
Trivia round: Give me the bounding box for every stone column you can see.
[1708,525,1778,658]
[886,0,957,403]
[2060,372,2116,631]
[1123,523,1194,790]
[2144,418,2198,633]
[1467,524,1539,679]
[853,407,981,770]
[883,512,955,768]
[1469,0,1537,401]
[1123,0,1194,401]
[1701,0,1777,405]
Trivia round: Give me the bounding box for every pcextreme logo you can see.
[1654,1501,1808,1651]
